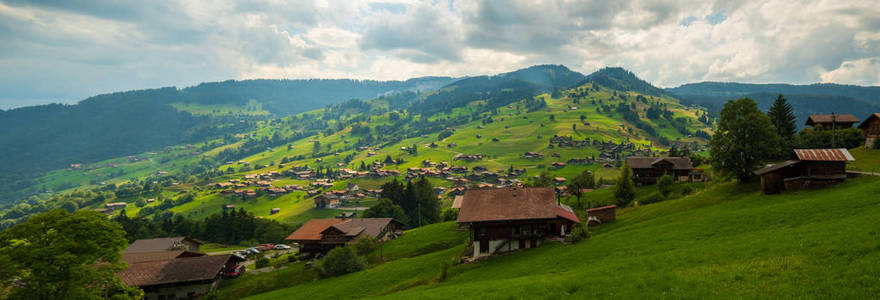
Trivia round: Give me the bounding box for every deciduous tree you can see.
[710,98,781,181]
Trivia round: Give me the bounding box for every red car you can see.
[257,243,275,251]
[225,265,245,278]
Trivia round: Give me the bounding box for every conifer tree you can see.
[767,94,797,157]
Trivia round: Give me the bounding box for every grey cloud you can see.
[360,2,462,62]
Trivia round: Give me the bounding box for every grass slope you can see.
[250,176,880,299]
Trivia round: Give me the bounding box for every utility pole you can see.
[831,112,837,148]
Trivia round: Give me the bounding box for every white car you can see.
[274,244,291,250]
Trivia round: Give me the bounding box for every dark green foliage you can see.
[567,170,595,208]
[353,236,380,256]
[379,178,441,227]
[363,199,410,225]
[795,128,862,149]
[0,210,141,299]
[442,209,459,222]
[658,174,674,198]
[528,171,554,187]
[256,257,270,269]
[768,94,797,157]
[566,223,589,243]
[316,246,367,278]
[615,163,635,208]
[581,67,668,96]
[114,208,292,245]
[710,98,780,181]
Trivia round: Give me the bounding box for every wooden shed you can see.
[754,149,855,194]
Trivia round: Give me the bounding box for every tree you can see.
[0,210,141,299]
[710,98,781,182]
[767,94,797,157]
[566,170,595,208]
[528,171,554,187]
[614,162,635,208]
[657,174,674,198]
[352,236,379,255]
[442,209,459,221]
[316,246,367,277]
[362,199,410,225]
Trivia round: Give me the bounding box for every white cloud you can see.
[1,0,879,107]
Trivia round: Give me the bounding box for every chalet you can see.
[551,162,566,168]
[585,205,616,226]
[754,148,855,194]
[626,156,697,185]
[805,114,859,129]
[270,208,280,215]
[553,177,567,184]
[457,188,580,257]
[285,218,404,254]
[117,254,241,300]
[858,113,880,148]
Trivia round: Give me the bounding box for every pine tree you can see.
[767,94,797,157]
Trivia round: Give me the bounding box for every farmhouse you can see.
[805,114,859,129]
[625,156,697,185]
[457,188,580,258]
[285,218,404,254]
[116,237,243,300]
[754,148,855,194]
[858,113,880,148]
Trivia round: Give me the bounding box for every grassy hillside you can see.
[848,147,880,173]
[249,176,880,298]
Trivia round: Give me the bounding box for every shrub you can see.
[255,257,270,269]
[353,236,379,255]
[681,185,694,196]
[640,192,666,205]
[316,246,367,278]
[442,209,459,222]
[567,223,589,243]
[658,174,674,198]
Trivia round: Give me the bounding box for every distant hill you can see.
[581,67,668,97]
[667,82,880,126]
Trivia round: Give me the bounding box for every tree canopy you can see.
[0,210,141,299]
[710,98,781,181]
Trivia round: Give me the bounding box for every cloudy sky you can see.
[1,0,879,108]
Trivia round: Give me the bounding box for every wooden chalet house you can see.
[456,188,580,258]
[754,149,855,194]
[625,156,698,185]
[116,237,243,300]
[285,218,404,254]
[858,113,880,148]
[805,114,860,129]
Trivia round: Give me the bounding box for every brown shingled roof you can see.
[626,157,693,170]
[806,114,859,126]
[329,218,400,239]
[457,188,576,223]
[285,219,345,241]
[121,251,204,264]
[858,113,880,129]
[117,254,231,287]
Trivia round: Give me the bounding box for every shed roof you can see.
[330,218,399,239]
[121,251,204,264]
[117,254,232,287]
[793,149,855,162]
[806,114,859,125]
[626,156,693,170]
[753,160,801,175]
[451,195,464,209]
[457,188,579,223]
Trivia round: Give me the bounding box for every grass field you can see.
[848,147,880,173]
[248,176,880,299]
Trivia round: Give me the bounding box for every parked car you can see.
[224,264,245,278]
[274,244,291,250]
[245,247,260,255]
[257,243,275,251]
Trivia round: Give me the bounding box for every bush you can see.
[353,236,379,255]
[567,223,589,243]
[681,185,694,196]
[658,174,674,198]
[640,192,666,205]
[316,246,367,278]
[255,257,270,269]
[442,209,459,222]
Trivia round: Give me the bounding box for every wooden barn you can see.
[456,188,580,258]
[285,218,404,254]
[626,156,697,185]
[754,149,855,194]
[858,113,880,148]
[585,205,616,227]
[805,114,859,129]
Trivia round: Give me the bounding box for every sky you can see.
[1,0,879,109]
